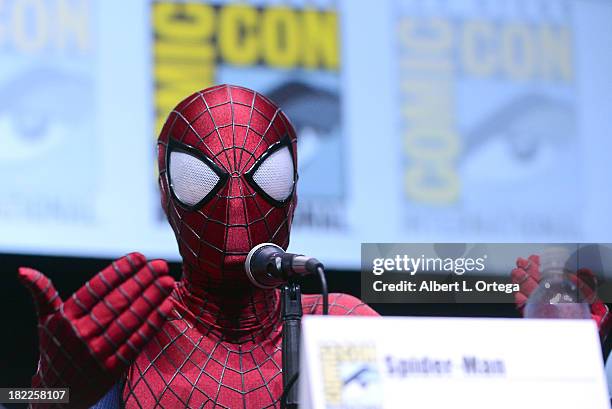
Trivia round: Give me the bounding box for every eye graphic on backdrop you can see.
[245,136,296,206]
[167,141,229,210]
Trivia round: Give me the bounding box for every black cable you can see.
[317,266,328,315]
[280,372,299,407]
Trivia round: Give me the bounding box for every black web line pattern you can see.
[125,85,292,408]
[162,86,294,283]
[123,289,284,408]
[123,290,372,408]
[121,85,374,408]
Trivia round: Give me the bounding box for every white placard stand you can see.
[299,316,610,409]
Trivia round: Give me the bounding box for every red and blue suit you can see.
[19,85,378,409]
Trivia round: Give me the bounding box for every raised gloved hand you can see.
[511,254,611,339]
[19,252,175,409]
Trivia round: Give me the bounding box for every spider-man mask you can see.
[158,85,298,288]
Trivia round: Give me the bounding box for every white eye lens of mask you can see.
[252,146,295,202]
[169,150,220,207]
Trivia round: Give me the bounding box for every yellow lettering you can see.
[219,4,258,65]
[404,125,460,161]
[56,0,89,52]
[502,23,535,80]
[399,16,459,205]
[154,3,215,58]
[462,20,496,77]
[153,3,216,134]
[538,25,573,81]
[262,7,299,68]
[13,0,47,53]
[398,18,452,53]
[401,80,453,125]
[301,8,338,69]
[405,164,460,203]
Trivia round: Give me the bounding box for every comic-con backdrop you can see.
[1,0,611,270]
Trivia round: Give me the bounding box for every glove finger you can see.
[511,267,539,296]
[64,252,147,319]
[18,267,62,317]
[525,255,541,282]
[516,257,530,269]
[527,254,540,267]
[89,275,174,362]
[106,297,175,370]
[514,292,528,313]
[76,260,170,338]
[511,267,530,285]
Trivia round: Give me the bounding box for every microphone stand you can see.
[280,280,302,409]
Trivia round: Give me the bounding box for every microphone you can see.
[244,243,324,289]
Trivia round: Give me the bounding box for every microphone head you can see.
[245,243,285,289]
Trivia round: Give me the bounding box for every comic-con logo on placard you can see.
[152,1,345,230]
[320,343,382,409]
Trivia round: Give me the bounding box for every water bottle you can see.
[524,247,591,319]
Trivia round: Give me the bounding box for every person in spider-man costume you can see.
[19,84,379,409]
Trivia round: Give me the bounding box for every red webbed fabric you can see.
[124,85,378,408]
[22,85,378,409]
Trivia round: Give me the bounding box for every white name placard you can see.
[299,316,610,409]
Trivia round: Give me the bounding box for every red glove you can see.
[19,253,175,409]
[511,254,612,339]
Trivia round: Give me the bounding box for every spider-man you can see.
[19,84,378,409]
[22,85,612,409]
